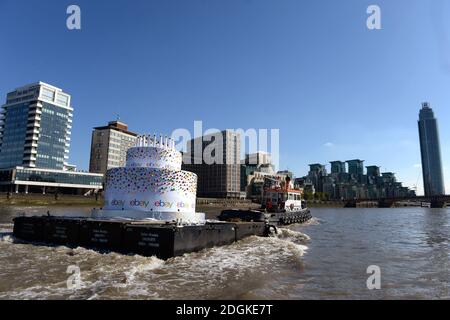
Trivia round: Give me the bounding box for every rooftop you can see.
[93,121,138,136]
[10,81,65,93]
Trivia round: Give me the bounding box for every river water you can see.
[0,206,449,299]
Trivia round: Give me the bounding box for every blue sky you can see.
[1,0,449,195]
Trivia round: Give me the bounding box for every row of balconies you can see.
[23,154,37,161]
[26,106,42,147]
[25,132,39,138]
[26,120,40,128]
[0,113,5,129]
[28,104,43,115]
[24,141,38,148]
[27,114,41,122]
[22,160,36,167]
[26,127,40,135]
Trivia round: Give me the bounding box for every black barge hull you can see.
[268,209,312,225]
[13,216,269,260]
[219,208,312,226]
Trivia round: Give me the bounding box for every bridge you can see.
[344,195,450,208]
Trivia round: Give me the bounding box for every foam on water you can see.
[0,223,14,243]
[121,256,165,285]
[0,233,14,243]
[115,230,311,299]
[299,217,323,226]
[276,227,311,242]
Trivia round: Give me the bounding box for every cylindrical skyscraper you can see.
[418,102,445,196]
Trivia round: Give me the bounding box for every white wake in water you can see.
[0,223,14,243]
[0,233,14,243]
[276,227,311,242]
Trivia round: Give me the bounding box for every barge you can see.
[13,215,271,259]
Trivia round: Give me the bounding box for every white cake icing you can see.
[97,134,204,224]
[104,167,197,214]
[126,146,182,170]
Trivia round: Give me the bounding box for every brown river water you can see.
[0,206,449,299]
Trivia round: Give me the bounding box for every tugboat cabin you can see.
[262,176,305,212]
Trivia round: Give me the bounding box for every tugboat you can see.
[261,176,311,225]
[219,176,312,226]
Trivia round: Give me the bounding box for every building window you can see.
[41,87,55,102]
[56,94,69,107]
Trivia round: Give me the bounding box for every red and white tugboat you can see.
[218,176,311,226]
[261,176,311,225]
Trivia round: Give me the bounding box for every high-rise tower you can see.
[418,102,445,196]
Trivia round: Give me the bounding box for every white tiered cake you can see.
[93,135,205,224]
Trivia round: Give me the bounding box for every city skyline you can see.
[1,0,450,195]
[0,81,446,194]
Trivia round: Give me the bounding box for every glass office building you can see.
[0,102,29,168]
[0,82,103,194]
[0,82,72,170]
[418,103,445,196]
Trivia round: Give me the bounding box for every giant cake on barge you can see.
[93,135,204,224]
